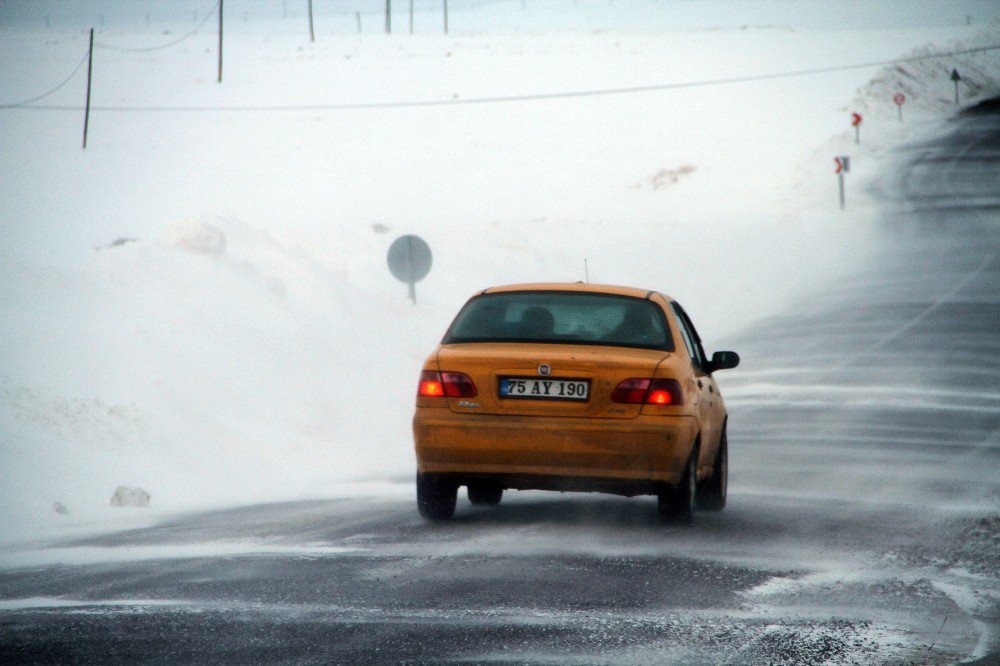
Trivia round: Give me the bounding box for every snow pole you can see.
[217,0,224,83]
[308,0,314,42]
[834,156,850,210]
[82,28,94,149]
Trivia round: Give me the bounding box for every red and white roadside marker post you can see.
[851,112,863,144]
[835,155,851,210]
[894,92,906,122]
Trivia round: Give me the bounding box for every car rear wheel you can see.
[417,473,457,520]
[696,429,728,511]
[467,483,503,506]
[658,446,696,525]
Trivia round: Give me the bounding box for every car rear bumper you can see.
[413,409,698,493]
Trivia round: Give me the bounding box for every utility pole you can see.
[82,28,94,149]
[218,0,224,82]
[308,0,314,42]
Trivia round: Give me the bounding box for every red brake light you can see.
[611,378,650,404]
[418,371,444,397]
[418,371,477,398]
[441,372,477,398]
[611,378,683,405]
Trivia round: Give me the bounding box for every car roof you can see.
[476,282,674,302]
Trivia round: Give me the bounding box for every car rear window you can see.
[443,291,674,351]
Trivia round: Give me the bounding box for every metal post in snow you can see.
[409,0,414,34]
[951,69,962,105]
[835,156,850,210]
[444,0,448,34]
[851,112,862,144]
[82,28,94,149]
[356,11,362,33]
[386,0,391,34]
[308,0,314,42]
[217,0,224,83]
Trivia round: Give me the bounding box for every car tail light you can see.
[611,378,683,405]
[418,370,478,398]
[418,371,445,397]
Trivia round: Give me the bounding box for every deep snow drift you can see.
[1,0,998,542]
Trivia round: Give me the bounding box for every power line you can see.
[6,43,999,113]
[0,51,90,109]
[0,1,219,109]
[95,1,220,53]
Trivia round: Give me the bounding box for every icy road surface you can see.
[1,103,999,664]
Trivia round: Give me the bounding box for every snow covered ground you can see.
[2,0,998,543]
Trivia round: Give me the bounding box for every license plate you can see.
[499,377,590,401]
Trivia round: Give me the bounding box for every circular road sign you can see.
[387,235,432,303]
[893,92,906,105]
[388,235,432,283]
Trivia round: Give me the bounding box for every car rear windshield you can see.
[443,291,674,351]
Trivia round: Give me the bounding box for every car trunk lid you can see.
[435,343,671,419]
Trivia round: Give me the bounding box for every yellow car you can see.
[412,283,739,523]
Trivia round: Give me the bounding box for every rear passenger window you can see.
[444,292,674,351]
[672,303,706,370]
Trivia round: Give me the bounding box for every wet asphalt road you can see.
[1,101,998,664]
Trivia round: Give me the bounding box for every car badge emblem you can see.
[538,364,551,376]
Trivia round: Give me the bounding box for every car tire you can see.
[696,429,728,511]
[467,483,503,506]
[658,446,697,525]
[417,473,457,520]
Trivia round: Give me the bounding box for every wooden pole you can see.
[82,28,94,149]
[308,0,314,42]
[218,0,224,83]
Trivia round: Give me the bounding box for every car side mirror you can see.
[708,351,740,373]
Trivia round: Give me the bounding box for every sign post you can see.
[835,156,851,210]
[388,235,433,304]
[893,92,906,121]
[851,112,863,144]
[951,69,962,105]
